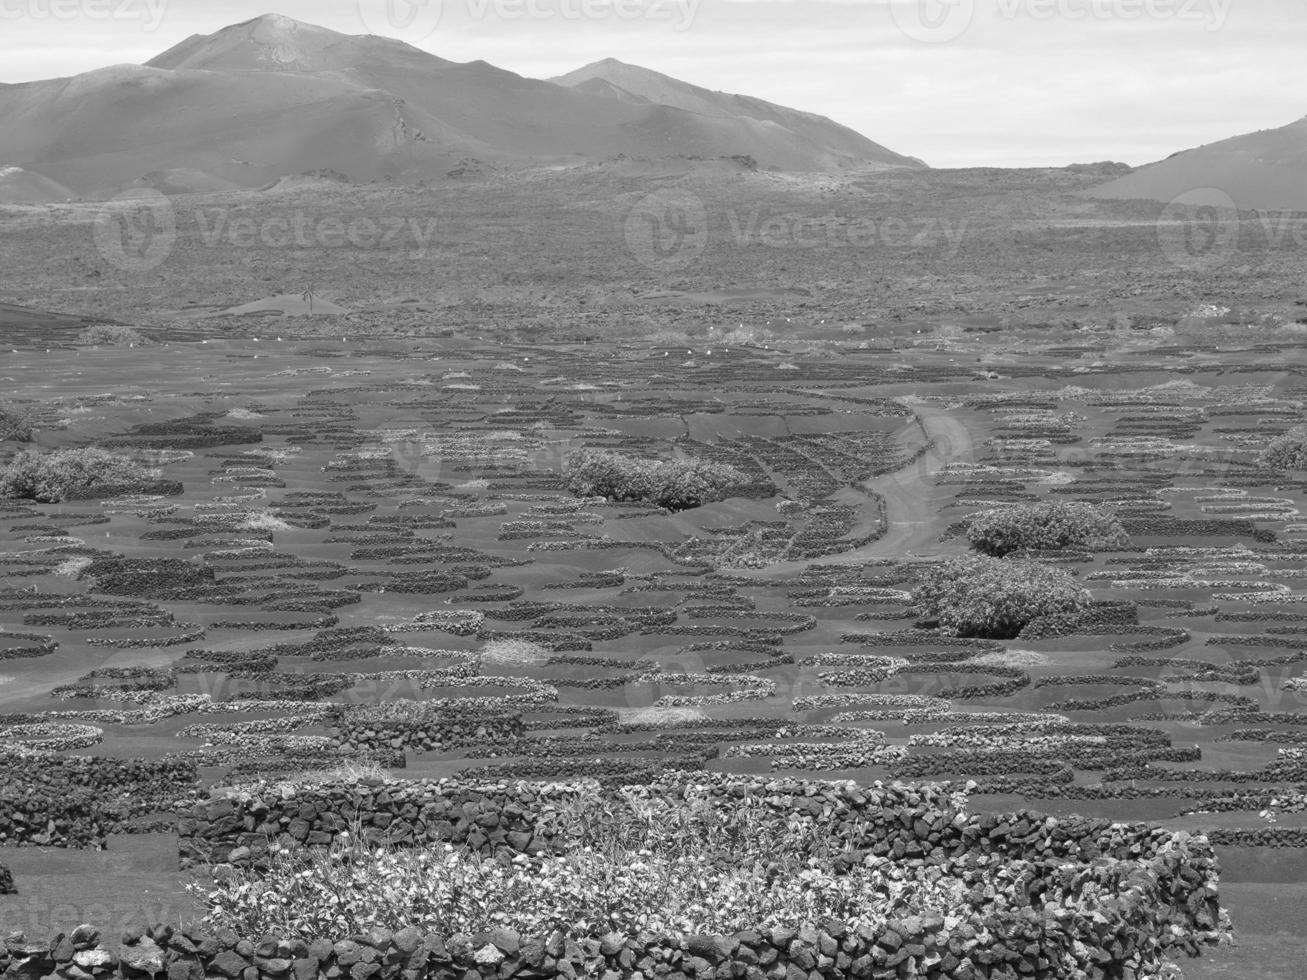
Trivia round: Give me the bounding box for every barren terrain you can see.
[2,162,1307,976]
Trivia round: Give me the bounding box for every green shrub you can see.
[913,556,1091,639]
[965,501,1128,557]
[564,450,755,511]
[1260,425,1307,470]
[77,324,151,346]
[0,403,34,442]
[0,448,152,502]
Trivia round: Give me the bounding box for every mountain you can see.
[552,59,923,171]
[144,12,442,73]
[0,166,74,203]
[0,14,923,200]
[1087,116,1307,210]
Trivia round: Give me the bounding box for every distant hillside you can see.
[0,14,923,200]
[0,166,73,203]
[0,302,121,346]
[1087,116,1307,210]
[551,59,925,171]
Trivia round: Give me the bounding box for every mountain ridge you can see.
[551,58,923,170]
[0,14,923,200]
[1086,114,1307,210]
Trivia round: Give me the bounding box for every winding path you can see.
[745,403,974,579]
[856,403,974,561]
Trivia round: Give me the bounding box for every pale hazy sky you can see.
[2,0,1304,168]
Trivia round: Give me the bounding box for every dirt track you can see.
[860,403,973,560]
[748,403,974,579]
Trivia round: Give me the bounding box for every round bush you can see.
[0,448,154,502]
[913,556,1092,639]
[647,459,755,511]
[965,501,1128,557]
[1260,425,1307,470]
[78,324,152,346]
[564,450,755,511]
[563,449,650,502]
[0,403,34,443]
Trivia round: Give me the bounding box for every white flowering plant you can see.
[193,828,973,941]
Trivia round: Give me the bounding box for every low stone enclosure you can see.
[0,775,1228,980]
